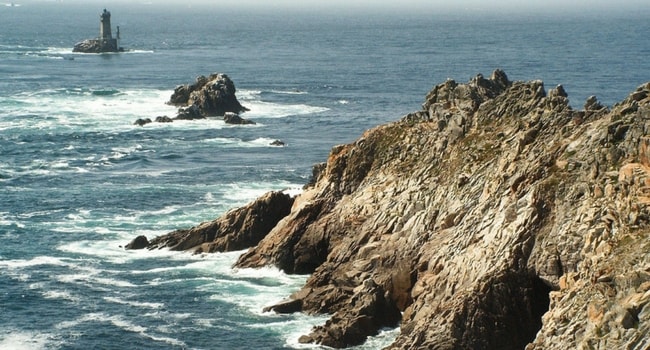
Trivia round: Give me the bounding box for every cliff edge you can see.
[134,70,650,349]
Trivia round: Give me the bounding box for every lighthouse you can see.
[73,9,124,53]
[100,9,112,39]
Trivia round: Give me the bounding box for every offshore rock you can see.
[168,73,249,120]
[133,118,152,126]
[135,70,650,349]
[155,116,173,123]
[145,191,294,253]
[72,39,121,53]
[223,112,255,125]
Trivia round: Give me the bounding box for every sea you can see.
[1,2,649,349]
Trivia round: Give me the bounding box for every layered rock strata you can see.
[133,70,650,349]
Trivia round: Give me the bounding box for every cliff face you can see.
[138,71,650,349]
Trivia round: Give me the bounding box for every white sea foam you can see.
[0,331,53,350]
[235,88,327,119]
[243,100,329,119]
[355,327,401,349]
[236,90,262,99]
[249,137,285,147]
[222,183,278,204]
[2,88,178,133]
[103,296,164,309]
[270,89,308,95]
[280,321,399,350]
[0,212,25,228]
[203,192,215,202]
[56,312,184,346]
[109,315,148,333]
[42,290,80,303]
[0,255,73,269]
[58,312,168,345]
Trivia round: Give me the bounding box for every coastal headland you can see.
[129,70,650,349]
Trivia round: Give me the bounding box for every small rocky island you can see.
[134,73,255,126]
[128,71,650,349]
[73,9,124,53]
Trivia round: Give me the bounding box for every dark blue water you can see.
[1,2,649,349]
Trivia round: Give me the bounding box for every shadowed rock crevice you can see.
[453,273,552,350]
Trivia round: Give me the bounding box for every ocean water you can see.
[1,2,649,349]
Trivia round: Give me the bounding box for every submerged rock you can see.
[129,71,650,349]
[223,112,255,125]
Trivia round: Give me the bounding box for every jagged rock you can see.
[145,191,294,253]
[168,73,249,120]
[298,279,401,348]
[270,140,286,147]
[136,71,650,349]
[223,112,255,125]
[133,118,152,126]
[125,235,149,250]
[263,298,302,313]
[303,162,326,189]
[175,104,203,120]
[585,95,605,111]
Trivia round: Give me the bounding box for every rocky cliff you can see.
[132,70,650,349]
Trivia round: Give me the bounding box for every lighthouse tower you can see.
[100,9,112,39]
[73,8,123,53]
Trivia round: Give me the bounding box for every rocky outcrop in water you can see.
[134,73,253,125]
[133,70,650,349]
[169,73,249,120]
[73,39,123,53]
[73,9,123,53]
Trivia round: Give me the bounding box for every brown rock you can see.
[143,191,294,252]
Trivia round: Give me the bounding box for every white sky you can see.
[48,0,650,10]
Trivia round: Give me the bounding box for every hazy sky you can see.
[49,0,650,14]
